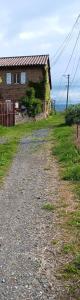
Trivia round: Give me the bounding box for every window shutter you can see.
[6,73,11,84]
[21,72,26,84]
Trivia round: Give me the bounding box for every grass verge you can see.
[0,141,17,183]
[51,114,80,298]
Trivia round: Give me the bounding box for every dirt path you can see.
[0,129,65,300]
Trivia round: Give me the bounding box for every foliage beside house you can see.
[20,87,42,118]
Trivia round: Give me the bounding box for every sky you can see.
[0,0,80,105]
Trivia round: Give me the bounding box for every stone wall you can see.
[15,112,47,124]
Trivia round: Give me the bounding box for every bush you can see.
[20,87,42,118]
[65,104,80,125]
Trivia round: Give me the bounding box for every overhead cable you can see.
[71,55,80,86]
[51,14,80,66]
[64,30,80,74]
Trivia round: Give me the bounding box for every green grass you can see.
[63,254,80,279]
[0,141,17,182]
[50,114,80,293]
[67,210,80,228]
[62,243,75,254]
[63,165,80,181]
[52,122,80,195]
[42,202,55,211]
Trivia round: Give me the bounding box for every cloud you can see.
[19,31,36,40]
[19,15,69,44]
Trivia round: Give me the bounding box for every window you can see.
[6,73,11,85]
[21,72,26,84]
[13,73,20,84]
[6,72,27,85]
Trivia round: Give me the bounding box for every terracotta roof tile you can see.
[0,55,49,67]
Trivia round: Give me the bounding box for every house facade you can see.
[0,55,52,114]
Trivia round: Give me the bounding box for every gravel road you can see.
[0,129,64,300]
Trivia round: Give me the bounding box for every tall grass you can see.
[53,124,80,182]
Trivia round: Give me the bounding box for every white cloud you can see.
[19,31,36,40]
[19,15,69,41]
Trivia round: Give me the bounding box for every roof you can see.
[0,54,52,88]
[0,55,49,67]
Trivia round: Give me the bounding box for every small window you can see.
[13,73,20,84]
[21,72,26,84]
[6,73,11,85]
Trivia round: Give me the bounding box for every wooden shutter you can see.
[21,72,26,84]
[6,73,11,84]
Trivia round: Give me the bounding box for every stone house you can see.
[0,55,52,115]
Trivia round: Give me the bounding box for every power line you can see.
[51,14,80,104]
[64,29,80,74]
[70,47,80,77]
[51,14,80,67]
[71,55,80,86]
[55,18,80,90]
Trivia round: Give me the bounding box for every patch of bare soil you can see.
[0,129,79,300]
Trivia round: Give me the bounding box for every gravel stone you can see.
[0,129,64,299]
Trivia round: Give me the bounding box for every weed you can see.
[67,210,80,228]
[62,243,75,254]
[51,239,58,245]
[42,202,55,211]
[63,165,80,181]
[63,254,80,279]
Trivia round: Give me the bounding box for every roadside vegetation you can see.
[51,110,80,299]
[65,103,80,125]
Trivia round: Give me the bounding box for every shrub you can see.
[65,104,80,125]
[20,87,42,118]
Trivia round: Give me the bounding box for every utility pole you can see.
[53,99,56,114]
[66,74,70,110]
[63,74,70,110]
